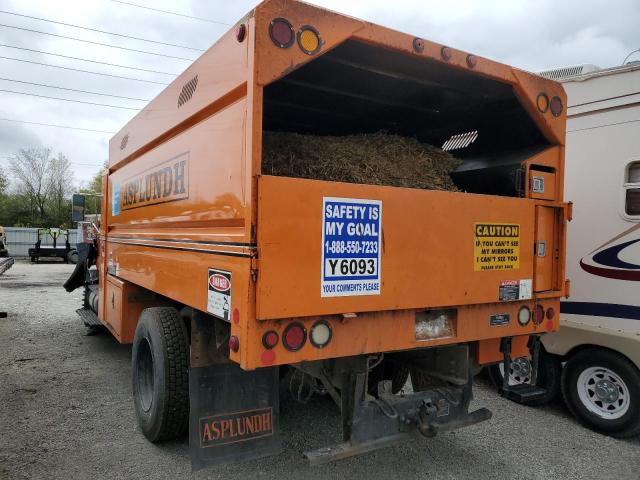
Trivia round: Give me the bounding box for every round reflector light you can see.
[269,18,294,49]
[466,54,477,68]
[413,37,424,53]
[310,320,332,348]
[518,306,531,326]
[235,23,247,43]
[262,330,279,349]
[533,304,545,325]
[441,46,452,61]
[546,307,555,320]
[229,335,240,352]
[550,96,563,117]
[537,93,549,113]
[283,322,306,351]
[297,26,321,55]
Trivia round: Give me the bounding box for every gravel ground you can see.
[1,261,639,480]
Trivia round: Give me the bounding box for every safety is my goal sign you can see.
[321,197,382,297]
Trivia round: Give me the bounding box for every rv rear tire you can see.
[132,307,189,442]
[562,349,640,438]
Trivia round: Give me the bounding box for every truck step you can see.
[76,307,101,327]
[502,384,548,403]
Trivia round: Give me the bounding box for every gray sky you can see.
[0,0,638,186]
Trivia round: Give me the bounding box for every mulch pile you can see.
[262,131,461,191]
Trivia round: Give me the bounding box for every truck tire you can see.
[132,307,189,442]
[488,349,561,406]
[67,250,79,264]
[561,349,640,438]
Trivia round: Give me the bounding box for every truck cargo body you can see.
[74,0,569,466]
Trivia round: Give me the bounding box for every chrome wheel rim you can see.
[577,366,629,420]
[499,357,532,386]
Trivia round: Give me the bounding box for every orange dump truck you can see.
[65,0,570,467]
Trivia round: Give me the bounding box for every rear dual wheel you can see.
[488,349,561,406]
[132,307,190,442]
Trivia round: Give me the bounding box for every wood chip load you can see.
[262,131,461,191]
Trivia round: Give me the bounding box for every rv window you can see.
[624,162,640,217]
[627,162,640,183]
[626,190,640,216]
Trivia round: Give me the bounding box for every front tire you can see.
[488,349,561,406]
[132,307,189,442]
[561,349,640,438]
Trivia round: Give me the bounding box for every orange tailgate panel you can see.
[256,175,536,320]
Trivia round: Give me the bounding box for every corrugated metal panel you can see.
[4,227,78,257]
[538,64,600,81]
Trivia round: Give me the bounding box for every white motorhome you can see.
[490,63,640,438]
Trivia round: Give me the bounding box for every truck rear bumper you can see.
[304,388,491,465]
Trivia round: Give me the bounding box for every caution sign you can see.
[474,223,520,271]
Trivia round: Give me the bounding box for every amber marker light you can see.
[297,26,321,55]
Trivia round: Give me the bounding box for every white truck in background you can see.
[490,62,640,438]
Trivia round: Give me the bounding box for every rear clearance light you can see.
[283,322,307,351]
[533,304,545,325]
[310,320,332,348]
[269,18,294,49]
[537,93,549,113]
[466,54,477,68]
[262,330,279,349]
[415,309,455,340]
[550,96,563,117]
[229,335,240,352]
[546,307,555,320]
[518,306,531,326]
[297,26,321,55]
[235,23,247,42]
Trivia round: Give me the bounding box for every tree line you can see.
[0,147,104,228]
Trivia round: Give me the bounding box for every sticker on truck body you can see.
[207,268,231,321]
[490,313,510,327]
[112,152,189,215]
[321,197,382,297]
[499,279,532,301]
[474,223,520,271]
[111,184,121,216]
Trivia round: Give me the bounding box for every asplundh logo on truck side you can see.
[115,152,189,213]
[199,407,273,448]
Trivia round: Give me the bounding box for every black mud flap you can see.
[189,363,281,470]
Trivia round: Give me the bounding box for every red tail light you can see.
[546,307,555,320]
[262,330,279,349]
[533,304,545,325]
[282,322,306,351]
[229,335,240,352]
[269,18,294,49]
[550,96,563,117]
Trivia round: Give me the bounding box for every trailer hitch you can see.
[304,363,491,466]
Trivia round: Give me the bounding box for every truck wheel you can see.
[561,349,640,438]
[30,256,36,263]
[67,250,79,264]
[132,307,189,442]
[488,349,561,406]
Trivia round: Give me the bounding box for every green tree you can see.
[78,162,107,215]
[0,167,7,196]
[4,147,75,227]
